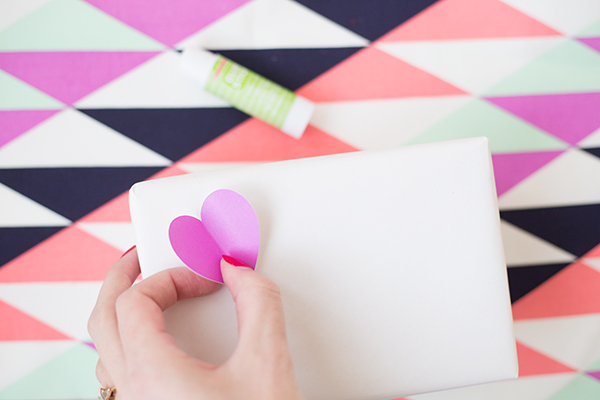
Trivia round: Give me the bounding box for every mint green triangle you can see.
[0,70,63,109]
[405,99,568,153]
[484,40,600,96]
[547,374,600,400]
[578,18,600,37]
[0,344,99,399]
[0,0,165,51]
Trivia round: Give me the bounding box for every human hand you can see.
[88,248,305,400]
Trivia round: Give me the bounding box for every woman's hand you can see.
[88,248,305,400]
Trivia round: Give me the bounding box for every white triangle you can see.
[582,257,600,274]
[177,161,259,174]
[377,37,564,95]
[514,313,600,370]
[0,109,172,167]
[579,126,600,148]
[176,0,369,50]
[499,0,600,36]
[408,372,576,400]
[499,149,600,210]
[0,183,71,227]
[77,222,135,252]
[501,220,576,267]
[0,340,76,390]
[0,282,103,341]
[309,96,470,150]
[75,50,229,108]
[0,0,53,32]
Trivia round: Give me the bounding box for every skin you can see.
[88,248,305,400]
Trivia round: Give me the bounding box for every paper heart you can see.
[169,189,260,283]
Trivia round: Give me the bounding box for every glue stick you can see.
[180,49,314,139]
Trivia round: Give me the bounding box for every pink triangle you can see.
[378,0,560,42]
[0,110,60,148]
[516,341,576,376]
[79,166,187,223]
[0,226,122,283]
[0,52,159,105]
[0,300,71,340]
[492,151,564,196]
[512,261,600,320]
[179,119,358,163]
[486,93,600,145]
[296,47,465,102]
[579,37,600,53]
[84,0,251,47]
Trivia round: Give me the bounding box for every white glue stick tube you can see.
[180,48,314,139]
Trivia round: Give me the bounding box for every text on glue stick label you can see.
[204,56,296,128]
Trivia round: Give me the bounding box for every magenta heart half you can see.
[169,189,260,283]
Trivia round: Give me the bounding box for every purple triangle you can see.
[485,93,600,145]
[0,110,61,148]
[578,37,600,53]
[84,0,252,47]
[588,370,600,382]
[0,52,159,105]
[492,151,564,197]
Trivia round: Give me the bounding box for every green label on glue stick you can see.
[204,56,296,128]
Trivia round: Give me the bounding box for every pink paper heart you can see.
[169,189,260,283]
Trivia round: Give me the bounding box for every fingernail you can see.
[121,245,136,258]
[222,255,248,267]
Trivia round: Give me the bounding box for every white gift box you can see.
[129,137,517,400]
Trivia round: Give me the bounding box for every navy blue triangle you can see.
[583,147,600,159]
[0,168,163,222]
[213,48,363,91]
[294,0,440,41]
[507,263,570,303]
[79,108,248,162]
[501,204,600,257]
[0,227,64,268]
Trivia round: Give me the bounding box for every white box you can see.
[129,137,517,400]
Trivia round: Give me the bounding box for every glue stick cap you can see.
[180,48,219,87]
[281,95,315,139]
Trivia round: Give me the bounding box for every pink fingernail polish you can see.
[121,245,136,258]
[222,255,248,267]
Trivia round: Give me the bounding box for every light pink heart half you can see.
[169,189,260,283]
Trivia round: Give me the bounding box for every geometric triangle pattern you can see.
[501,204,600,257]
[214,47,364,91]
[0,51,160,105]
[177,0,369,50]
[3,0,600,398]
[295,0,440,41]
[0,0,165,51]
[377,37,564,95]
[0,109,60,148]
[0,167,164,221]
[79,108,250,162]
[377,0,560,41]
[507,262,571,302]
[486,92,600,145]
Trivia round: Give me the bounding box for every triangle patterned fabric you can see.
[1,0,600,398]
